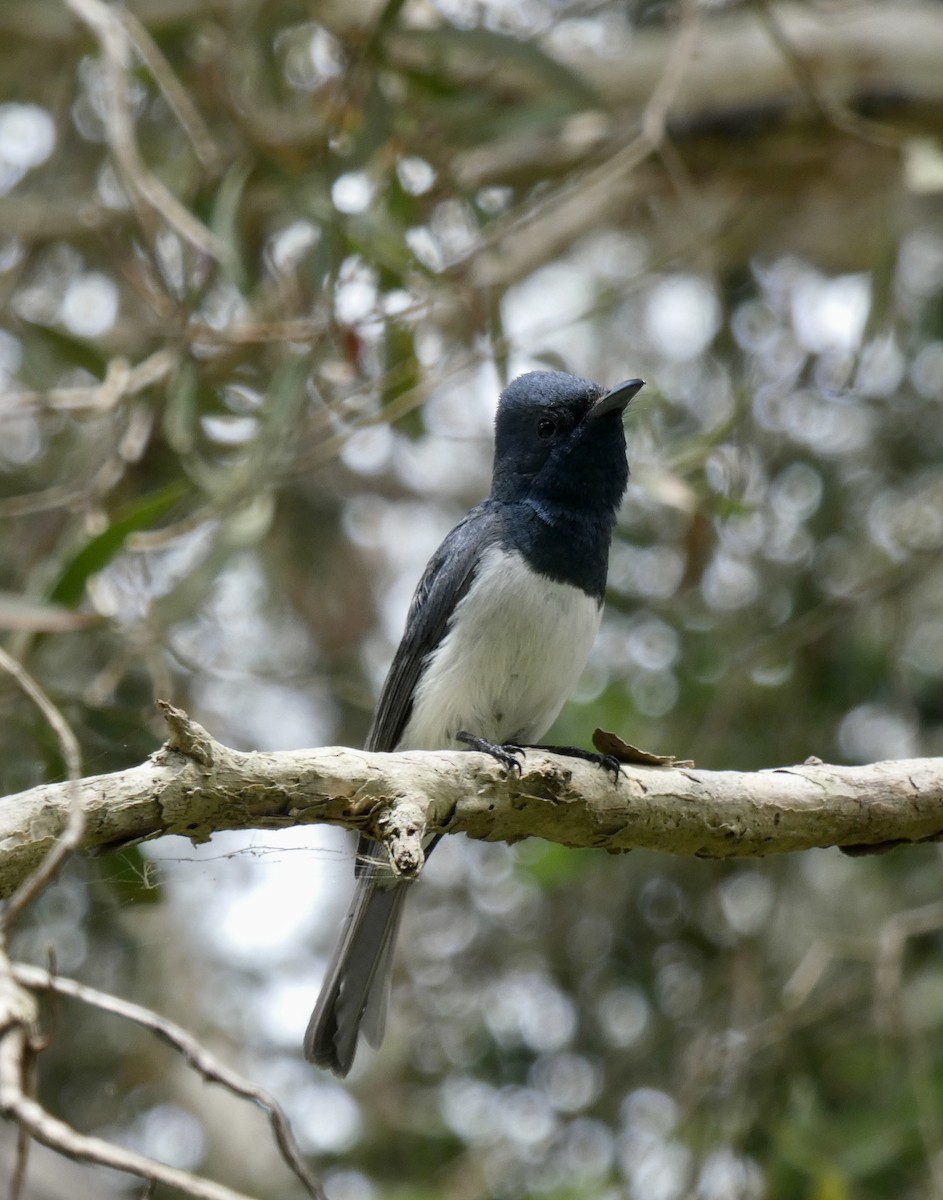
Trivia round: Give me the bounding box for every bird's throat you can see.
[512,498,614,602]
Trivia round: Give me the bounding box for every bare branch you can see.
[0,648,83,931]
[640,0,700,147]
[875,902,943,1034]
[3,1069,260,1199]
[555,1,943,133]
[1,702,942,901]
[12,965,324,1200]
[751,0,901,149]
[10,1117,30,1200]
[120,6,222,170]
[464,0,699,289]
[450,0,943,287]
[0,943,257,1200]
[184,319,329,346]
[0,194,119,240]
[62,0,230,264]
[0,347,179,413]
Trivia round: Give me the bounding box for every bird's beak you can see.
[588,378,645,420]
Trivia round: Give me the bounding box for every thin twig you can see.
[0,347,179,413]
[10,1118,31,1200]
[465,0,701,289]
[13,965,325,1200]
[185,318,329,346]
[63,0,230,264]
[0,484,90,519]
[0,648,83,932]
[121,7,222,170]
[753,0,901,150]
[641,0,701,147]
[0,363,172,519]
[0,954,40,1199]
[874,901,943,1033]
[3,1071,258,1200]
[2,942,262,1200]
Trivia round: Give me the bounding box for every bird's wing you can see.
[365,500,503,754]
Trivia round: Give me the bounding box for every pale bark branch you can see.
[452,0,943,287]
[63,0,230,264]
[11,965,325,1200]
[565,1,943,126]
[0,946,260,1200]
[0,347,179,414]
[2,703,942,901]
[0,648,84,931]
[461,0,702,289]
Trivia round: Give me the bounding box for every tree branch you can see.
[0,648,83,931]
[63,0,229,264]
[1,703,942,900]
[11,965,324,1200]
[450,0,943,287]
[0,946,260,1200]
[0,347,179,414]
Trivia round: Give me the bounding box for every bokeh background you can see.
[2,0,943,1196]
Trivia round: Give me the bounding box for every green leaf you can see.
[210,158,254,289]
[516,843,597,889]
[49,482,191,608]
[260,350,314,454]
[809,1174,851,1200]
[21,321,111,382]
[382,319,421,414]
[163,358,199,454]
[364,0,409,60]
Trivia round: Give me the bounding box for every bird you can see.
[304,369,644,1076]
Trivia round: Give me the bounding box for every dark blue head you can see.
[490,370,643,598]
[492,370,641,514]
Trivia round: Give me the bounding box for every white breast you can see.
[397,545,602,751]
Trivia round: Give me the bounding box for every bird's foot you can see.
[529,743,622,782]
[456,731,526,776]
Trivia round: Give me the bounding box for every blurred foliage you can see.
[1,0,943,1197]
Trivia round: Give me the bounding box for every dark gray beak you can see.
[588,378,645,419]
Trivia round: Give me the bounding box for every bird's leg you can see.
[455,731,525,775]
[516,743,622,782]
[456,733,620,781]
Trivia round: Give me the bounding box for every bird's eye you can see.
[536,416,557,439]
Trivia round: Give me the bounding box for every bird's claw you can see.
[456,731,526,776]
[536,744,622,782]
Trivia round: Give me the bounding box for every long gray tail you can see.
[304,836,410,1077]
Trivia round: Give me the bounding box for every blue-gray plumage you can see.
[304,370,643,1075]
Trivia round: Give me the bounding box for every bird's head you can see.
[491,370,643,512]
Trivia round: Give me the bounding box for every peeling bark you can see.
[1,706,941,899]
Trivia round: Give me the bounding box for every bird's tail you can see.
[304,837,410,1076]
